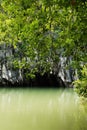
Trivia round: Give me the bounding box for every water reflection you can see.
[0,88,87,130]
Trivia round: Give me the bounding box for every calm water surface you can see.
[0,88,87,130]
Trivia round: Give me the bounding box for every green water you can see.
[0,88,87,130]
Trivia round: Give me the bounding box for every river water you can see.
[0,88,87,130]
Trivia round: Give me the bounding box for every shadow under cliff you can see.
[0,73,66,88]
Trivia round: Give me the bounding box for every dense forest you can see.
[0,0,87,97]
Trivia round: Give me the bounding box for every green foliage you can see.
[0,0,87,94]
[74,65,87,98]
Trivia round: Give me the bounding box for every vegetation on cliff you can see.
[0,0,87,96]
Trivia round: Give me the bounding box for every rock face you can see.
[0,44,77,87]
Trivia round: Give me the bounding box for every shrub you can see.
[74,65,87,98]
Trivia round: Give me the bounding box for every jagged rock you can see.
[0,44,77,87]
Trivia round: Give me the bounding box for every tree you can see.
[0,0,87,92]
